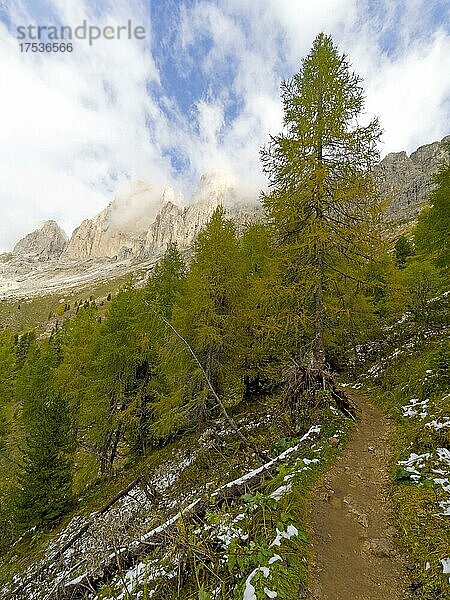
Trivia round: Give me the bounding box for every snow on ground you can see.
[3,418,329,600]
[402,398,429,419]
[1,449,197,600]
[94,425,332,600]
[397,445,450,516]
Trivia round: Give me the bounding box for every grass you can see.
[368,333,450,599]
[93,404,351,599]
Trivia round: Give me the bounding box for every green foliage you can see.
[144,242,186,318]
[402,258,444,323]
[261,33,383,366]
[0,36,448,584]
[15,340,74,530]
[166,208,245,424]
[394,235,414,269]
[238,223,280,395]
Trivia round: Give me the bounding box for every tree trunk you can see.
[313,82,325,370]
[313,247,325,369]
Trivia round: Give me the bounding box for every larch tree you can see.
[167,207,245,426]
[261,33,382,375]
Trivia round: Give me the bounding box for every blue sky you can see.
[0,0,449,250]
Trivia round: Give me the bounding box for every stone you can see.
[363,538,393,558]
[7,136,450,268]
[63,172,262,261]
[13,220,68,260]
[351,510,369,528]
[377,135,450,224]
[328,436,340,447]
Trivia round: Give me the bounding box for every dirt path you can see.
[308,394,408,600]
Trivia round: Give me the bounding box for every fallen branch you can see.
[160,315,271,462]
[59,426,321,599]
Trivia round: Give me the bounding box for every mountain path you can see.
[308,393,408,599]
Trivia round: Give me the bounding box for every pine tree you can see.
[261,33,382,370]
[163,208,245,429]
[238,223,279,396]
[78,246,186,472]
[16,341,73,530]
[144,242,186,318]
[395,235,414,269]
[82,285,146,473]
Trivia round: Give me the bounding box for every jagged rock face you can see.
[9,137,450,264]
[63,180,180,260]
[143,173,262,256]
[63,173,262,260]
[13,220,68,260]
[379,136,449,221]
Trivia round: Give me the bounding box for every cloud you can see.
[0,0,449,251]
[0,0,174,250]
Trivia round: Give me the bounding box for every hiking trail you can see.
[308,394,408,599]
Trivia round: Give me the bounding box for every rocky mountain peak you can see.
[378,135,449,222]
[191,171,249,210]
[12,220,68,261]
[8,136,450,266]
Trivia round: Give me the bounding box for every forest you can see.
[0,34,448,573]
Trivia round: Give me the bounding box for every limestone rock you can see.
[143,172,262,257]
[13,220,68,260]
[363,538,393,558]
[63,180,174,260]
[379,135,449,222]
[63,172,262,261]
[11,136,450,264]
[328,436,340,447]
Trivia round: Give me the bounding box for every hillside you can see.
[0,34,449,600]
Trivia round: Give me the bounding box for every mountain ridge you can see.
[0,136,447,300]
[8,136,450,262]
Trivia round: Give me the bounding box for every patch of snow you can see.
[243,567,270,600]
[440,557,450,583]
[270,525,299,547]
[398,452,430,469]
[425,418,450,430]
[401,398,429,419]
[213,425,320,496]
[270,484,292,501]
[438,500,450,516]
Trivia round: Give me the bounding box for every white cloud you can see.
[0,0,175,250]
[0,0,449,251]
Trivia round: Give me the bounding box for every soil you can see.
[308,394,409,599]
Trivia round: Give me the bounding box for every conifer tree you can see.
[165,208,245,427]
[261,33,382,371]
[144,242,186,318]
[80,245,186,471]
[239,223,278,396]
[16,340,73,530]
